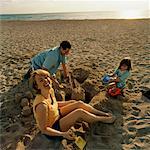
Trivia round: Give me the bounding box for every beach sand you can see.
[0,19,150,149]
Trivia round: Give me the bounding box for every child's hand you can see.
[111,76,117,81]
[108,73,114,77]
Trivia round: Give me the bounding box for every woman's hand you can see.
[62,129,75,140]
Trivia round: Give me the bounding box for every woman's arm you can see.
[36,103,63,136]
[36,103,74,140]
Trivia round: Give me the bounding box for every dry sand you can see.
[0,19,150,150]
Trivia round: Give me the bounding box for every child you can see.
[103,57,132,96]
[111,57,131,88]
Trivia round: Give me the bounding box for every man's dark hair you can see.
[60,41,71,50]
[118,58,132,71]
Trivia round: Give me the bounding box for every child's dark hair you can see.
[60,41,71,50]
[118,58,132,71]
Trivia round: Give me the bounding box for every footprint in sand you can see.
[128,126,137,132]
[137,125,150,136]
[132,106,141,111]
[125,115,139,121]
[131,110,140,116]
[136,121,146,125]
[131,106,141,117]
[127,120,137,126]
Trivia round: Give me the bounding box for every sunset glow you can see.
[118,10,148,19]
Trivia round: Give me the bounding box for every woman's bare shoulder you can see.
[36,102,48,113]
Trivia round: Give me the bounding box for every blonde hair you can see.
[29,69,51,94]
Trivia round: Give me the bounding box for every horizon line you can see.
[0,10,149,15]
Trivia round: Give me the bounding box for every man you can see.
[24,41,71,84]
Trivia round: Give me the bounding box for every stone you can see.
[71,87,85,101]
[15,93,22,103]
[22,106,32,116]
[20,98,29,107]
[25,91,34,99]
[72,68,89,83]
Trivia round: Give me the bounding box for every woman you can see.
[30,69,115,140]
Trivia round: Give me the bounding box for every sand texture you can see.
[0,19,150,150]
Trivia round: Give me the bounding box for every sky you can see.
[0,0,149,14]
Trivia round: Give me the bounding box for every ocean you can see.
[0,11,149,21]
